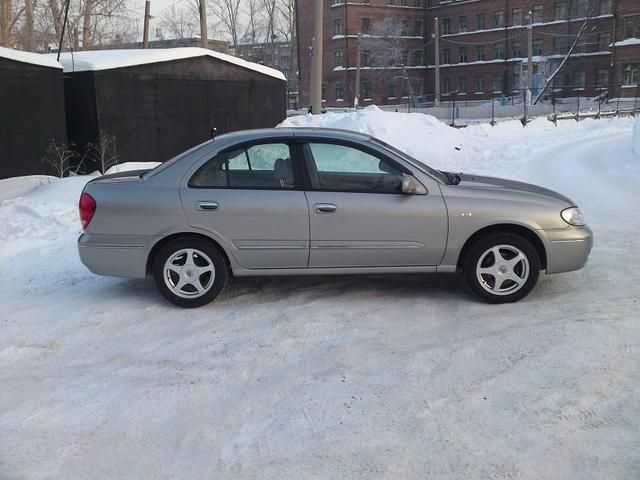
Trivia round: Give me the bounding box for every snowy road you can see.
[1,114,639,479]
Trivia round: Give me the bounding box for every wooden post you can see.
[143,0,150,48]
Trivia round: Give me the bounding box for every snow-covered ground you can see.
[1,111,639,479]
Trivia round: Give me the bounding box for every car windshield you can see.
[369,138,450,184]
[141,140,213,179]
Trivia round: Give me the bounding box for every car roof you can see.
[213,127,373,144]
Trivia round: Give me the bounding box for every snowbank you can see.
[0,175,59,202]
[634,116,640,161]
[54,47,286,80]
[280,105,635,177]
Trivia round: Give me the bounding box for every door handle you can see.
[195,201,220,211]
[313,203,337,214]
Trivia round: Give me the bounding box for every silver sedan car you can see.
[77,128,592,307]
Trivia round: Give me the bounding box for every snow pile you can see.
[0,175,58,202]
[281,105,635,178]
[634,116,640,161]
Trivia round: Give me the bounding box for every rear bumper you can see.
[78,233,149,279]
[543,225,593,274]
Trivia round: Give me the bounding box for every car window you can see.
[189,143,295,189]
[304,142,404,194]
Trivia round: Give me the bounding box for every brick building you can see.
[296,0,640,107]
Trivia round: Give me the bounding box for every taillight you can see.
[79,192,96,230]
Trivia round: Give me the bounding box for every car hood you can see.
[453,173,574,205]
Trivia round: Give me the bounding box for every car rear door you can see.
[180,140,309,269]
[301,140,448,268]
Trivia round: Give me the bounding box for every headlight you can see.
[561,207,585,226]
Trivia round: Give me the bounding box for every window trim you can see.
[187,139,306,191]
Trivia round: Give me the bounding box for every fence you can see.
[379,84,640,127]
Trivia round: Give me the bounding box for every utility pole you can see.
[527,10,533,106]
[199,0,208,49]
[310,0,323,114]
[143,0,151,48]
[434,17,440,107]
[354,33,362,109]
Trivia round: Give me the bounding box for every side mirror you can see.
[401,175,427,195]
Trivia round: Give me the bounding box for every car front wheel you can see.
[464,233,540,303]
[152,237,228,308]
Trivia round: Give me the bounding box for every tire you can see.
[152,237,229,308]
[464,233,540,304]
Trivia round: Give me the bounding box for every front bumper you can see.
[543,225,593,274]
[78,233,149,279]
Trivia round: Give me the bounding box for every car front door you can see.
[181,141,309,269]
[302,140,448,268]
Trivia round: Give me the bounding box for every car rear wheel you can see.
[464,233,540,303]
[152,238,228,308]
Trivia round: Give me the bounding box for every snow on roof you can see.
[55,47,286,80]
[0,46,62,69]
[611,38,640,47]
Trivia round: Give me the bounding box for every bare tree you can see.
[210,0,241,47]
[0,0,24,46]
[41,139,78,178]
[83,131,119,174]
[160,3,199,40]
[242,0,264,44]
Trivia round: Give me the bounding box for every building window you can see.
[533,39,544,55]
[459,47,467,62]
[334,49,344,67]
[624,16,640,39]
[476,13,485,30]
[387,0,395,5]
[322,83,327,101]
[415,79,423,94]
[401,0,408,5]
[596,69,609,87]
[599,0,612,15]
[532,5,544,23]
[361,49,371,66]
[387,81,396,98]
[512,8,522,26]
[401,19,409,35]
[576,0,589,18]
[476,45,485,60]
[475,75,485,92]
[494,43,505,59]
[362,0,370,4]
[335,82,345,100]
[494,10,504,28]
[415,20,423,36]
[554,1,567,20]
[598,32,611,51]
[401,49,409,65]
[415,0,424,6]
[362,17,370,34]
[513,71,521,90]
[458,76,467,93]
[492,74,503,93]
[623,63,640,85]
[442,48,450,63]
[333,18,343,36]
[443,78,450,94]
[442,18,450,35]
[512,41,522,57]
[553,37,568,54]
[574,71,586,87]
[362,81,372,99]
[458,15,468,32]
[415,50,424,65]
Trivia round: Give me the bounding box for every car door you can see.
[180,140,309,269]
[302,140,448,268]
